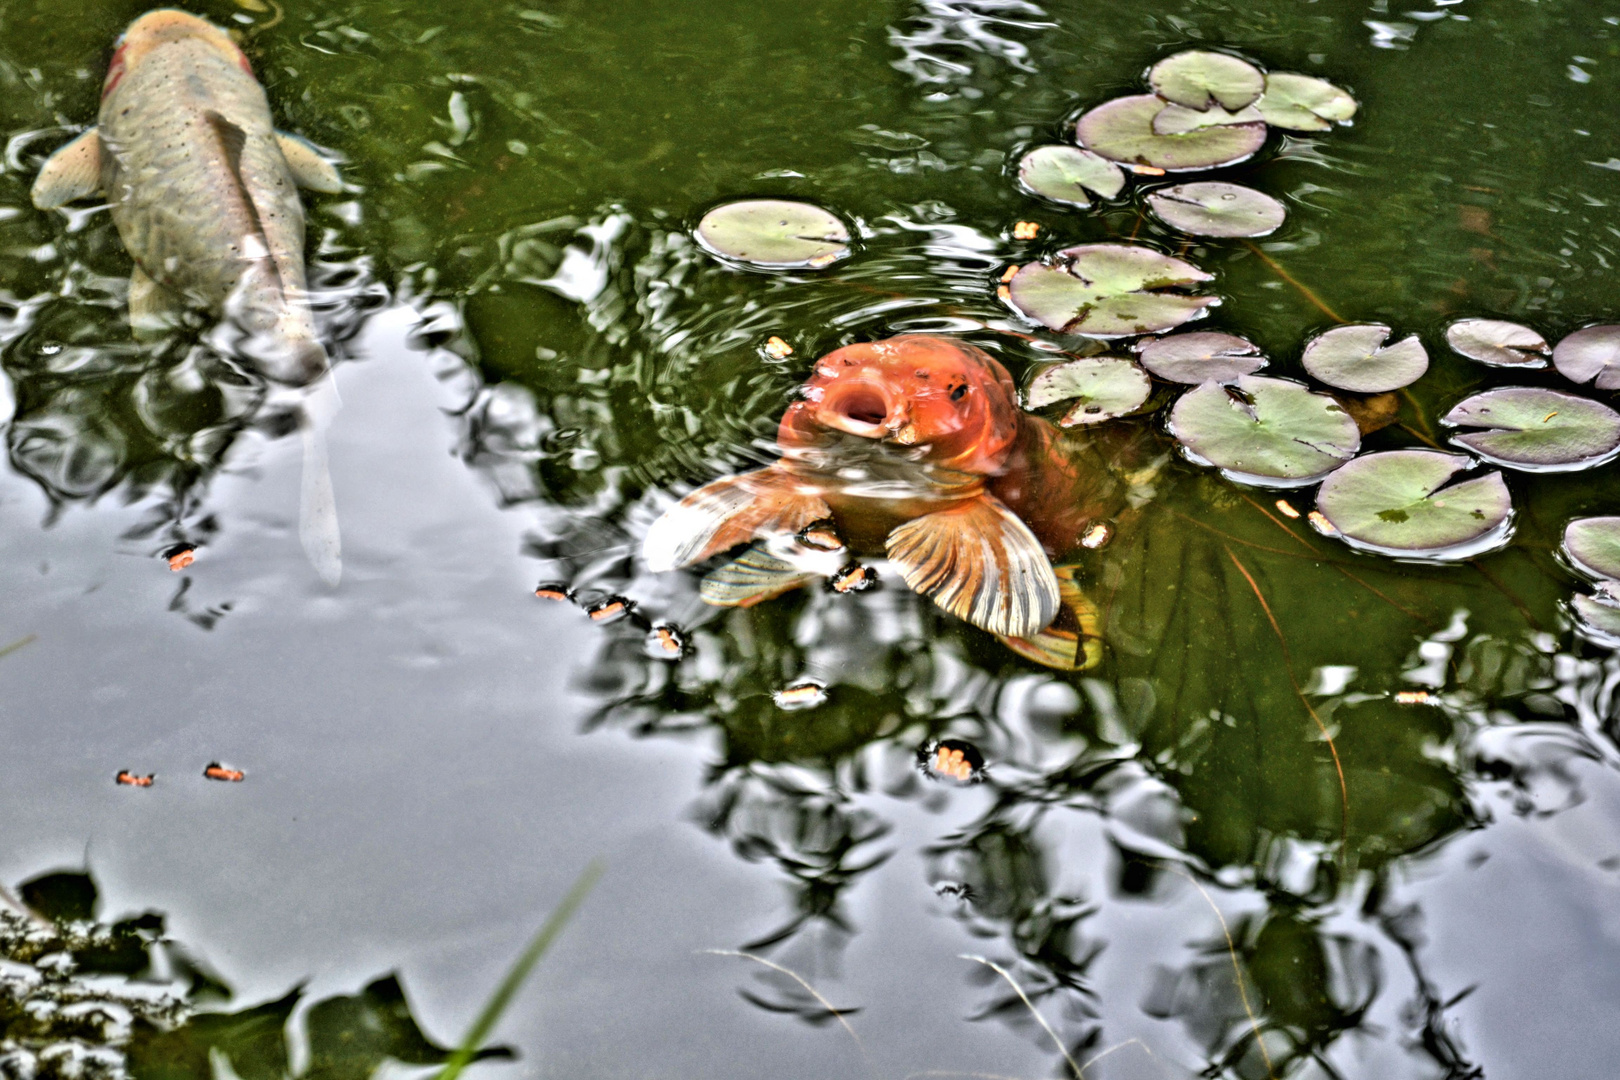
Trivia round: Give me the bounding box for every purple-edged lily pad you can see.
[1025,356,1153,425]
[1301,324,1429,393]
[1562,517,1620,580]
[1149,50,1265,112]
[695,199,851,269]
[1135,331,1266,384]
[1315,450,1512,560]
[1168,375,1360,487]
[1075,94,1267,173]
[1553,325,1620,390]
[1443,386,1620,471]
[1005,243,1217,337]
[1016,145,1126,208]
[1146,181,1286,238]
[1445,319,1550,368]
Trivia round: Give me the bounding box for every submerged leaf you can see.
[1005,244,1217,337]
[1075,94,1267,172]
[1301,324,1429,393]
[1146,182,1286,238]
[1445,319,1549,368]
[1168,375,1360,486]
[695,199,851,269]
[1552,324,1620,389]
[1562,517,1620,580]
[1254,72,1358,131]
[1135,331,1266,383]
[1314,450,1512,559]
[1016,145,1126,207]
[1025,356,1152,425]
[1149,50,1266,112]
[1443,386,1620,471]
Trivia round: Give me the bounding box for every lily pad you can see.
[1553,324,1620,389]
[1146,182,1286,239]
[1005,243,1217,337]
[1016,145,1126,208]
[1445,319,1549,368]
[1025,356,1152,425]
[1135,331,1266,383]
[1254,72,1358,132]
[1300,323,1429,393]
[694,199,851,269]
[1075,94,1267,173]
[1149,50,1265,112]
[1443,386,1620,471]
[1152,103,1265,136]
[1572,593,1620,644]
[1314,450,1512,559]
[1167,375,1360,487]
[1562,517,1620,580]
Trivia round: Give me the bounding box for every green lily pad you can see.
[1314,450,1512,559]
[1300,323,1429,393]
[1571,593,1620,644]
[1443,387,1620,471]
[1149,50,1266,112]
[1005,243,1217,337]
[1253,72,1357,132]
[1151,103,1266,136]
[1563,517,1620,580]
[1135,331,1266,383]
[1553,324,1620,389]
[1445,319,1549,368]
[694,199,851,269]
[1075,94,1267,173]
[1016,145,1126,208]
[1025,356,1153,425]
[1168,375,1360,487]
[1146,181,1286,238]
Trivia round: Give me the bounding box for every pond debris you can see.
[763,335,794,360]
[644,622,686,660]
[920,738,985,783]
[586,595,636,623]
[772,680,827,710]
[165,545,196,572]
[1275,500,1300,519]
[1081,522,1113,548]
[115,771,154,787]
[1012,220,1040,240]
[828,563,878,594]
[203,762,245,782]
[533,581,574,602]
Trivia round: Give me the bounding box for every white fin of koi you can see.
[643,468,830,572]
[299,373,342,587]
[31,129,102,209]
[886,494,1060,639]
[128,265,187,340]
[275,131,345,193]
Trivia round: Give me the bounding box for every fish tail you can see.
[643,467,830,573]
[997,565,1103,671]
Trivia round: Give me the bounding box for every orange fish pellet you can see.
[1275,500,1301,519]
[920,739,984,783]
[764,336,794,360]
[999,265,1018,283]
[533,582,573,602]
[797,521,844,552]
[1394,690,1436,705]
[167,548,195,572]
[829,563,878,594]
[1080,523,1112,550]
[646,622,686,659]
[772,680,827,710]
[1013,221,1040,240]
[586,596,635,623]
[115,771,154,787]
[203,763,244,782]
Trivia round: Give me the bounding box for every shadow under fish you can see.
[30,9,347,585]
[644,334,1151,670]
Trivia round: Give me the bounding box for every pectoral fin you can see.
[700,543,818,607]
[642,468,830,572]
[31,129,102,209]
[886,495,1060,639]
[997,566,1102,671]
[275,131,345,193]
[129,265,187,340]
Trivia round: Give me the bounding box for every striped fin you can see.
[642,467,829,572]
[997,565,1102,671]
[885,494,1060,639]
[699,543,817,607]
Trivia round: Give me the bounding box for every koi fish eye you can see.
[950,384,969,402]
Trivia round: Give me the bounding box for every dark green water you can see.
[3,1,1620,1078]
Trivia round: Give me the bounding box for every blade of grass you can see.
[437,860,604,1080]
[0,634,37,661]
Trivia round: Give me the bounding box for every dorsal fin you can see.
[203,111,277,280]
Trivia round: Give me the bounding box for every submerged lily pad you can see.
[695,199,851,269]
[1314,450,1512,559]
[1016,145,1126,207]
[1300,324,1428,393]
[1075,94,1267,173]
[1254,72,1358,132]
[1445,319,1549,368]
[1146,182,1286,238]
[1026,356,1152,425]
[1443,386,1620,471]
[1168,375,1360,486]
[1553,324,1620,389]
[1149,50,1265,112]
[1005,243,1217,337]
[1135,331,1266,383]
[1563,517,1620,580]
[1152,103,1265,136]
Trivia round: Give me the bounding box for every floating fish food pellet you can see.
[645,622,687,660]
[829,563,878,593]
[764,336,794,360]
[919,739,985,783]
[115,771,154,787]
[166,547,195,572]
[798,520,845,552]
[773,680,828,710]
[586,596,635,623]
[203,762,244,782]
[534,582,573,602]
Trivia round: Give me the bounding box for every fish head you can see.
[780,335,1021,475]
[105,10,251,98]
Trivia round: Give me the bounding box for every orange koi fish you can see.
[643,335,1127,668]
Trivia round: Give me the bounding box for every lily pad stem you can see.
[1240,241,1345,324]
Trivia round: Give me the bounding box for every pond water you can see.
[4,0,1620,1077]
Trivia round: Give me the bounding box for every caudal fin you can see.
[642,468,830,573]
[997,565,1102,671]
